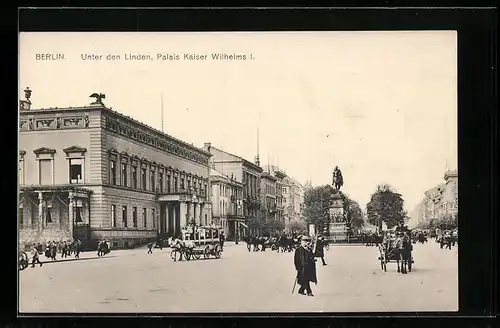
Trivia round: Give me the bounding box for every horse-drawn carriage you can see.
[170,241,222,261]
[378,231,414,273]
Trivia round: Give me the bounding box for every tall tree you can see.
[346,199,365,232]
[366,184,405,230]
[304,185,365,234]
[285,218,307,234]
[304,185,334,232]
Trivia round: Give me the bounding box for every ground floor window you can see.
[133,207,138,228]
[46,207,52,223]
[111,204,116,228]
[122,206,128,227]
[75,207,83,223]
[152,208,156,229]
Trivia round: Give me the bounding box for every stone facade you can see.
[19,97,211,249]
[203,143,262,236]
[409,170,458,227]
[282,176,305,222]
[260,172,277,228]
[209,167,244,241]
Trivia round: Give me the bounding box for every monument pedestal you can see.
[327,191,348,242]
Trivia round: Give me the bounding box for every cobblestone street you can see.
[19,241,458,313]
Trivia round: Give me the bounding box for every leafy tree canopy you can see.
[304,185,365,232]
[366,184,405,230]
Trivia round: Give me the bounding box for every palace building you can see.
[18,89,212,249]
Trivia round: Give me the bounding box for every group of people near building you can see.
[96,240,111,256]
[436,228,458,250]
[23,239,84,269]
[44,239,82,260]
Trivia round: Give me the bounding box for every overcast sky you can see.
[19,31,457,211]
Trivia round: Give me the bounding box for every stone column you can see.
[37,192,44,233]
[199,204,204,226]
[194,203,200,225]
[165,203,170,235]
[68,192,74,239]
[180,202,188,229]
[172,204,177,236]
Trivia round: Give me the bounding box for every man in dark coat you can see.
[294,235,317,296]
[219,232,225,251]
[74,240,81,259]
[314,235,327,266]
[30,244,43,268]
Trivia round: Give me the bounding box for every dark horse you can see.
[396,232,413,274]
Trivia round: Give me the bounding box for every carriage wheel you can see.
[170,249,180,262]
[271,244,277,251]
[214,244,222,259]
[203,246,211,259]
[184,251,192,261]
[194,252,202,260]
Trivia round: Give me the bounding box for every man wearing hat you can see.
[294,235,317,296]
[314,235,327,266]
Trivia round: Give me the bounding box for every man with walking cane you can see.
[293,235,317,296]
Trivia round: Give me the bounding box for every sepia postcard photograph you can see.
[18,31,458,313]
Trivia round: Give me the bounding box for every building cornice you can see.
[104,111,210,166]
[21,104,211,166]
[242,159,263,173]
[261,172,277,181]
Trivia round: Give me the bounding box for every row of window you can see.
[109,155,208,195]
[264,184,276,195]
[19,154,85,186]
[243,172,259,198]
[216,183,243,199]
[216,199,243,217]
[18,205,84,227]
[110,204,156,229]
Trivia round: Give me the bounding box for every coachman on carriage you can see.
[378,228,414,274]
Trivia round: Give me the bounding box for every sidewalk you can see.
[37,251,115,264]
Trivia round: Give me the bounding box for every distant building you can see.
[260,171,278,235]
[409,170,458,227]
[18,90,211,249]
[209,167,244,240]
[203,143,262,236]
[262,165,287,223]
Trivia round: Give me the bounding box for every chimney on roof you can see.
[204,142,212,152]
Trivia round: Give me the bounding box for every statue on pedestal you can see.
[332,166,344,192]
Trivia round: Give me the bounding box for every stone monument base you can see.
[328,222,348,242]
